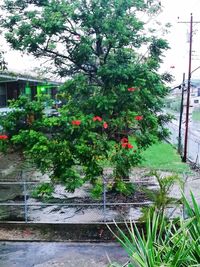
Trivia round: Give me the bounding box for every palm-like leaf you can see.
[109,192,200,267]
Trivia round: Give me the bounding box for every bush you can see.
[31,183,54,200]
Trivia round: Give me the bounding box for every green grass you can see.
[192,110,200,122]
[139,142,190,173]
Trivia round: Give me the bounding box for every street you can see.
[0,242,128,267]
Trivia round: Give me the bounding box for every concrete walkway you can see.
[0,242,128,267]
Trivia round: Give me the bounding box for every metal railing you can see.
[1,168,199,224]
[0,179,152,224]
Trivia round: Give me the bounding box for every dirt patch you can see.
[0,222,145,241]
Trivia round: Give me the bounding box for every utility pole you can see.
[178,73,185,155]
[183,14,193,162]
[177,15,200,162]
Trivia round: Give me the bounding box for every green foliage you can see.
[0,139,9,153]
[0,49,7,70]
[0,0,172,193]
[109,193,200,266]
[182,193,200,263]
[90,178,103,199]
[32,182,54,200]
[114,180,135,196]
[141,171,183,220]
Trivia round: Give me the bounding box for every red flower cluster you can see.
[0,135,8,140]
[121,143,133,149]
[71,117,108,129]
[93,116,108,129]
[72,120,81,126]
[128,87,137,92]
[135,115,143,121]
[121,137,133,149]
[93,116,102,122]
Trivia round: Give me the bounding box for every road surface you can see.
[0,242,128,267]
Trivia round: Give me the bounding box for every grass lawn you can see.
[139,142,190,173]
[192,110,200,122]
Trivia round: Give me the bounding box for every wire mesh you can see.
[167,121,200,168]
[0,178,153,223]
[0,166,199,224]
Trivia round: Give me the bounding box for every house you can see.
[190,79,200,107]
[0,71,63,108]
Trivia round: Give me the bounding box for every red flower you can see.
[103,122,108,129]
[93,116,102,122]
[0,135,8,140]
[121,142,133,149]
[121,137,128,144]
[128,87,137,92]
[135,115,143,121]
[121,143,128,148]
[127,143,133,149]
[72,120,81,126]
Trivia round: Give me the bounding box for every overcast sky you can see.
[1,0,200,85]
[159,0,200,85]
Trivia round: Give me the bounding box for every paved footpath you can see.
[0,242,128,267]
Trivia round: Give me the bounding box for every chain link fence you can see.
[0,166,199,224]
[167,122,200,167]
[0,177,152,223]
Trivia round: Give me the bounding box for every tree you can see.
[0,0,172,195]
[0,49,7,70]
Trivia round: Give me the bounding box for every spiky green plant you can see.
[182,193,200,264]
[108,192,200,267]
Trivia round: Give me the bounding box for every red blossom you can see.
[0,135,8,140]
[121,143,128,148]
[121,142,133,149]
[72,120,81,126]
[128,87,137,92]
[103,122,108,129]
[93,116,102,122]
[135,115,143,121]
[127,143,133,149]
[121,137,128,144]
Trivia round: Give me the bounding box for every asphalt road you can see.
[0,242,128,267]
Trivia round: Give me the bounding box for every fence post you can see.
[22,170,28,223]
[103,175,107,222]
[197,142,200,167]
